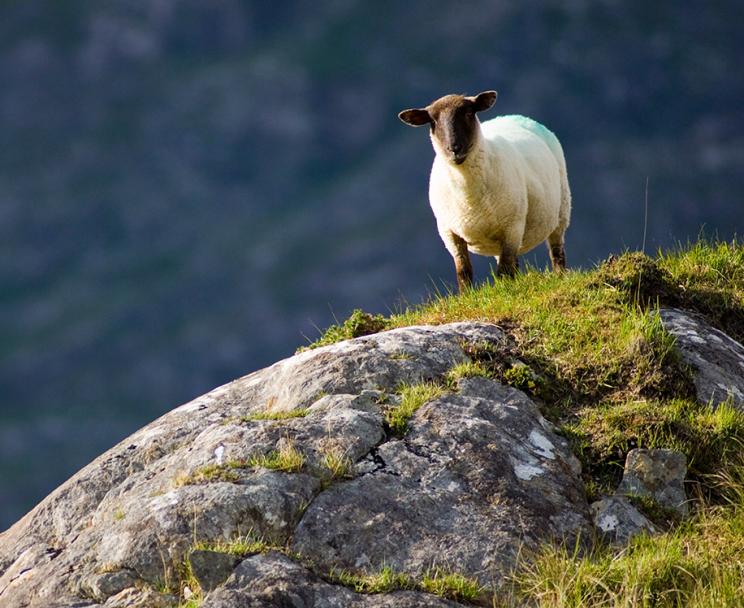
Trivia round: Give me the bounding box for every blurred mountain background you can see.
[1,0,742,529]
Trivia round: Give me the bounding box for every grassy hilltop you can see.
[306,240,744,607]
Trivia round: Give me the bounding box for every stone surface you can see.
[590,496,658,544]
[188,550,241,592]
[204,552,462,607]
[617,448,689,515]
[0,322,591,606]
[292,376,589,586]
[659,308,744,409]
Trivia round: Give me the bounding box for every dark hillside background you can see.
[1,0,742,529]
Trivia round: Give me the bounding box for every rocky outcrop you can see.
[0,322,591,607]
[659,308,744,409]
[2,309,741,606]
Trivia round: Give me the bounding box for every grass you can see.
[562,398,744,500]
[174,441,306,486]
[445,360,492,387]
[173,463,242,486]
[319,445,354,481]
[248,440,306,473]
[192,533,271,557]
[333,565,414,593]
[385,381,446,435]
[332,565,482,602]
[243,408,310,422]
[420,569,484,602]
[512,478,744,607]
[300,309,387,350]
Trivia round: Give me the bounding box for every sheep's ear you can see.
[472,90,498,113]
[398,108,431,127]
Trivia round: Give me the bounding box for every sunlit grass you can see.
[385,381,446,435]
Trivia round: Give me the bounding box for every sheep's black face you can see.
[398,91,497,165]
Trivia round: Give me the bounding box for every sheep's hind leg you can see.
[546,229,567,272]
[450,232,473,292]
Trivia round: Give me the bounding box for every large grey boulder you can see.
[0,322,591,607]
[659,308,744,409]
[292,376,588,586]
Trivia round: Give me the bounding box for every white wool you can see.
[428,114,571,261]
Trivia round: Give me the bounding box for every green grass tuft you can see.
[333,566,414,593]
[243,408,310,422]
[300,309,388,351]
[420,569,484,601]
[249,441,305,472]
[385,382,446,435]
[192,533,271,557]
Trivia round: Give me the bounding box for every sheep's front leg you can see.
[496,242,520,278]
[450,232,473,292]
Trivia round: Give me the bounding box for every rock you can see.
[0,322,591,606]
[80,569,138,601]
[103,587,178,607]
[659,308,744,409]
[188,550,241,592]
[292,376,590,586]
[203,551,463,607]
[590,496,658,544]
[617,448,688,516]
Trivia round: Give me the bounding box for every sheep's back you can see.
[481,115,566,252]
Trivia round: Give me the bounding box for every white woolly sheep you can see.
[399,90,571,290]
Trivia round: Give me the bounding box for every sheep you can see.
[398,90,571,291]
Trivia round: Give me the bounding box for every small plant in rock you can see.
[333,566,414,593]
[243,407,310,422]
[320,444,354,481]
[445,361,491,388]
[113,507,125,521]
[503,362,544,395]
[300,309,388,351]
[173,463,242,487]
[385,382,446,435]
[249,440,305,473]
[420,568,484,602]
[192,532,271,557]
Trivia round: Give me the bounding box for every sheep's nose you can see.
[450,143,463,153]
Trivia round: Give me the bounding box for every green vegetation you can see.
[562,398,744,500]
[513,492,744,607]
[174,441,307,486]
[243,407,310,422]
[249,441,306,473]
[300,309,387,351]
[385,381,446,435]
[173,463,242,486]
[192,533,271,557]
[320,445,354,481]
[332,565,482,602]
[307,240,744,606]
[420,569,484,602]
[333,565,414,593]
[444,360,491,387]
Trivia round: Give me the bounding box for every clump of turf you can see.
[301,309,387,351]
